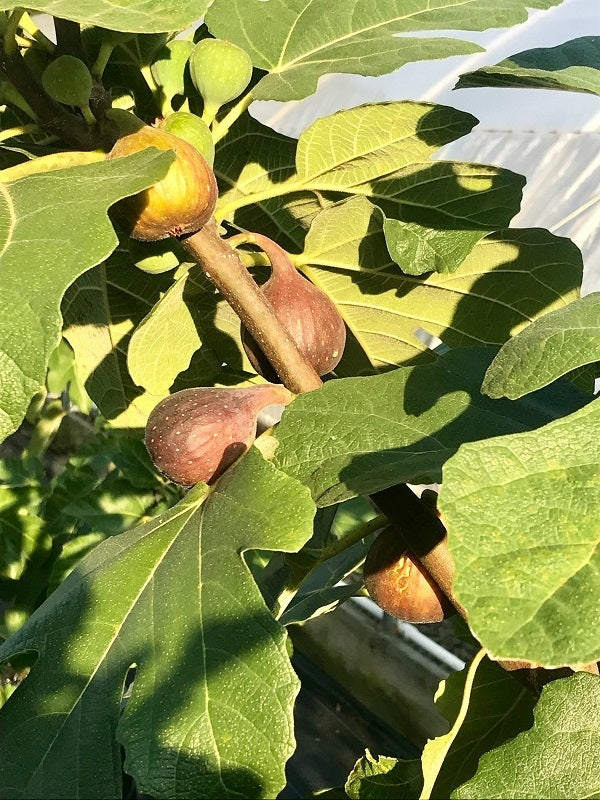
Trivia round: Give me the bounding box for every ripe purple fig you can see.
[363,526,452,623]
[145,384,293,486]
[233,233,346,379]
[107,125,217,241]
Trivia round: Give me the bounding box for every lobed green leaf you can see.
[206,0,562,102]
[453,673,600,799]
[0,150,173,444]
[0,449,315,799]
[272,347,589,506]
[441,397,600,666]
[482,292,600,399]
[0,1,207,33]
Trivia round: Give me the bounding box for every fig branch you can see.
[180,220,324,394]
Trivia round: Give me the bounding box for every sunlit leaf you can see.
[0,150,173,443]
[206,0,562,102]
[441,397,600,666]
[482,292,600,399]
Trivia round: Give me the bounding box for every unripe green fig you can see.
[363,526,452,624]
[107,125,217,241]
[42,55,93,107]
[157,111,214,166]
[145,384,294,485]
[237,234,346,379]
[150,40,194,102]
[189,38,252,120]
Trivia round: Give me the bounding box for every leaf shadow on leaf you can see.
[508,36,600,72]
[0,560,290,798]
[336,226,584,378]
[312,347,591,509]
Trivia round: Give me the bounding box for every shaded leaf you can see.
[0,458,48,582]
[431,656,535,798]
[482,292,600,399]
[456,35,600,96]
[0,149,173,444]
[453,673,600,799]
[63,259,169,429]
[206,0,562,102]
[342,649,535,799]
[272,347,589,506]
[440,397,600,666]
[421,650,487,798]
[0,449,315,799]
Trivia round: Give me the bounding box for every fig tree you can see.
[157,111,215,165]
[107,125,217,241]
[363,526,452,623]
[189,38,253,122]
[145,384,294,485]
[237,234,346,378]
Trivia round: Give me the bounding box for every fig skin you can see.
[42,55,93,107]
[157,111,215,166]
[238,235,346,379]
[189,38,253,118]
[107,126,217,241]
[145,384,293,486]
[363,526,451,624]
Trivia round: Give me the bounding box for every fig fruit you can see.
[145,384,293,486]
[107,125,217,241]
[158,111,215,166]
[150,40,194,105]
[189,38,253,121]
[42,55,93,108]
[238,235,346,378]
[363,526,451,623]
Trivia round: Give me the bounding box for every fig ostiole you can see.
[232,233,346,380]
[107,125,217,241]
[145,384,294,486]
[363,526,452,624]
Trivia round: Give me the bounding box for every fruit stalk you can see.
[180,218,323,394]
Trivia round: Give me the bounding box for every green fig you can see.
[108,125,217,241]
[42,55,93,108]
[157,111,214,166]
[145,384,294,485]
[189,38,252,121]
[150,40,194,104]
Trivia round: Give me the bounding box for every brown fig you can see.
[145,384,293,486]
[233,233,346,379]
[363,526,452,623]
[108,125,217,241]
